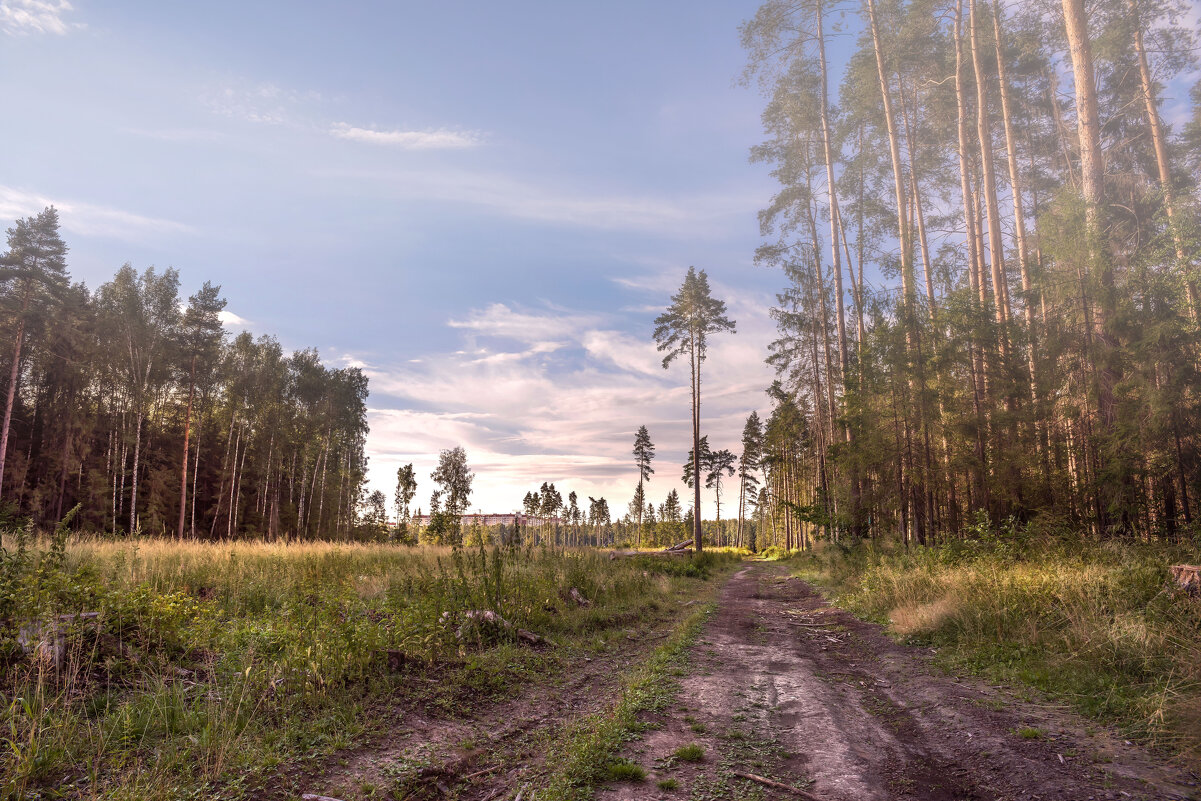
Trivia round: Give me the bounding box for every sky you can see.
[12,1,1195,523]
[0,0,814,519]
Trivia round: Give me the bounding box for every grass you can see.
[672,743,705,762]
[788,535,1201,765]
[0,530,733,800]
[538,588,721,800]
[602,758,646,782]
[656,777,679,790]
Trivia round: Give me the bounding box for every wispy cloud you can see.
[201,80,320,127]
[121,127,226,143]
[0,0,77,36]
[330,123,483,150]
[0,185,195,242]
[320,166,762,237]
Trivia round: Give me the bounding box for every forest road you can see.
[596,562,1197,801]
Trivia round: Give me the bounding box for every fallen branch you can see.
[302,795,346,801]
[732,772,822,800]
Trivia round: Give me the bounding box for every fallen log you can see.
[1169,564,1200,596]
[732,771,822,800]
[609,548,690,559]
[302,795,346,801]
[568,587,591,607]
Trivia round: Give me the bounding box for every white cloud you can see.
[218,310,250,329]
[362,289,777,519]
[0,185,195,242]
[330,123,483,150]
[0,0,76,36]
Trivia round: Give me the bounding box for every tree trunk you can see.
[177,355,196,539]
[130,408,143,534]
[0,284,32,496]
[969,0,1012,349]
[691,334,703,553]
[1129,0,1196,320]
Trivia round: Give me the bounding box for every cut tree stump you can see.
[1169,564,1200,596]
[441,609,552,647]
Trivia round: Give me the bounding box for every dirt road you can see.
[287,562,1196,801]
[597,563,1196,801]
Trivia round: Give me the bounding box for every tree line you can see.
[734,0,1201,546]
[0,208,371,539]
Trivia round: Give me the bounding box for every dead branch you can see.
[732,771,823,800]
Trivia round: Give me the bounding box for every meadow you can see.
[787,532,1201,764]
[0,527,729,800]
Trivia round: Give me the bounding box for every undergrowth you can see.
[0,532,726,800]
[539,601,716,800]
[789,532,1201,765]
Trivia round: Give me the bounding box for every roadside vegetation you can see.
[0,528,733,800]
[785,524,1201,764]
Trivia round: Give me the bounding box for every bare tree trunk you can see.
[866,0,913,308]
[190,402,203,538]
[969,0,1012,352]
[0,285,31,496]
[899,82,938,317]
[1062,0,1116,435]
[129,408,143,534]
[177,356,196,539]
[1130,0,1196,320]
[232,429,248,537]
[315,431,330,536]
[691,333,703,553]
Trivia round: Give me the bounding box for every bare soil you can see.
[278,562,1199,801]
[597,563,1198,801]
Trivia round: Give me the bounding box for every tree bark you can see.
[1129,0,1197,320]
[0,284,32,496]
[969,0,1012,351]
[177,355,196,540]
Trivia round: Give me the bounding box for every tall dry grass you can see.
[792,538,1201,763]
[0,534,724,799]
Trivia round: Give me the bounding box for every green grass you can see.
[657,777,679,790]
[0,532,732,800]
[789,537,1201,765]
[672,743,705,762]
[538,600,719,800]
[603,759,647,782]
[1016,726,1045,740]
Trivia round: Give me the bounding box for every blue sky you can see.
[0,0,812,517]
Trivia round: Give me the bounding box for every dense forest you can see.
[0,208,370,538]
[734,0,1201,547]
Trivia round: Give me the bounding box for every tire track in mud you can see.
[597,562,1195,801]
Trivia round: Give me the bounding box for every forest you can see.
[735,0,1201,549]
[2,1,1201,799]
[0,208,370,540]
